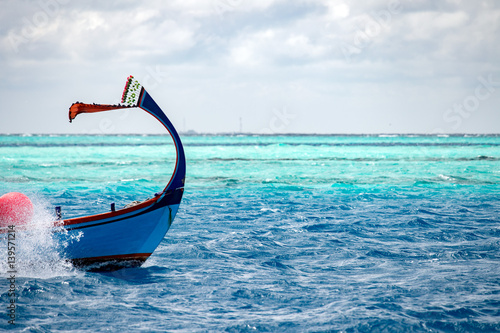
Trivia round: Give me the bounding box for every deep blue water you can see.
[1,134,500,332]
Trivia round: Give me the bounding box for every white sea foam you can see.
[1,194,78,278]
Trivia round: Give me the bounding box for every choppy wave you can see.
[0,195,76,279]
[1,135,499,331]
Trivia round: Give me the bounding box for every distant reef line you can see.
[1,132,499,137]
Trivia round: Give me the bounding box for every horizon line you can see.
[1,132,500,137]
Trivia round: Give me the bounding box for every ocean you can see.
[1,134,500,332]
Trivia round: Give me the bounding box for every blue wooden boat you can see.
[58,76,186,271]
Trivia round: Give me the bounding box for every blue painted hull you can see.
[63,205,178,259]
[54,204,179,270]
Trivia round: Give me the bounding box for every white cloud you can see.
[325,1,350,20]
[0,0,500,134]
[404,11,469,40]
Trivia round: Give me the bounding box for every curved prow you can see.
[68,76,185,198]
[138,88,186,192]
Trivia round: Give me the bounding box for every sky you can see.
[0,0,499,134]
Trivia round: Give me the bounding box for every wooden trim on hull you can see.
[62,188,183,228]
[70,253,151,272]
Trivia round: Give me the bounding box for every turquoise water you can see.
[1,134,500,331]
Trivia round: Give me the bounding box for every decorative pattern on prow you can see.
[121,75,143,107]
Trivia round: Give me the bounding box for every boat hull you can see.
[57,188,183,271]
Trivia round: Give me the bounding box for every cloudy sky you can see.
[0,0,499,134]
